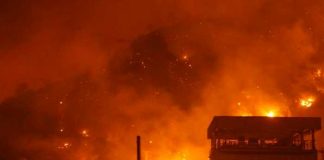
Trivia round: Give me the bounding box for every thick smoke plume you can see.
[1,0,324,159]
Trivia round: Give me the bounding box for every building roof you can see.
[208,116,322,139]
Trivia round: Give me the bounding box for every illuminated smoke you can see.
[1,0,324,159]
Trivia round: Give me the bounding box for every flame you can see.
[266,111,276,117]
[299,96,315,108]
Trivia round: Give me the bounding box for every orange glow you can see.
[64,142,70,147]
[81,129,89,137]
[182,55,189,60]
[57,142,72,150]
[299,96,315,108]
[314,68,322,78]
[266,111,276,117]
[2,1,324,159]
[239,112,252,117]
[240,114,249,117]
[235,100,285,117]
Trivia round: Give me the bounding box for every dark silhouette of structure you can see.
[137,136,141,160]
[208,116,322,160]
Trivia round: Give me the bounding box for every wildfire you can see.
[299,96,315,108]
[266,111,276,117]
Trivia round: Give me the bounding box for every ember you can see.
[81,129,89,137]
[58,142,72,150]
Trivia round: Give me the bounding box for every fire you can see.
[240,113,252,117]
[182,55,189,60]
[266,111,276,117]
[299,96,315,108]
[314,68,322,78]
[57,142,72,150]
[180,153,187,160]
[235,100,284,117]
[63,142,70,147]
[81,129,89,137]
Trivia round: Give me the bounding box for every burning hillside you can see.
[1,0,324,159]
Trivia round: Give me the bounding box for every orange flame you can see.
[299,96,315,108]
[266,111,276,117]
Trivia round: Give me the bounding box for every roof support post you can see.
[312,129,316,151]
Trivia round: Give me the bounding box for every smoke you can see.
[1,0,324,159]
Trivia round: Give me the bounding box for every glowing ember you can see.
[64,142,70,147]
[299,96,315,108]
[182,55,189,60]
[58,142,71,150]
[81,129,89,137]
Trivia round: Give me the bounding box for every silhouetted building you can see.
[208,116,321,160]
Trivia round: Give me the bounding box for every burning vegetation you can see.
[1,0,324,159]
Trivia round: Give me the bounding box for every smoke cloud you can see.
[1,0,324,159]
